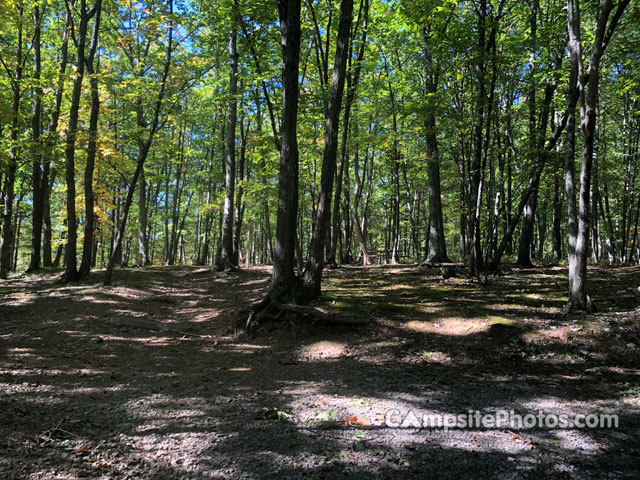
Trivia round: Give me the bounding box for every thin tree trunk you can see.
[0,4,24,279]
[423,24,450,263]
[234,116,249,263]
[253,92,274,262]
[552,173,563,260]
[137,167,149,266]
[28,6,44,272]
[329,0,369,266]
[219,16,239,271]
[302,0,353,298]
[80,2,102,278]
[104,0,174,285]
[564,0,629,312]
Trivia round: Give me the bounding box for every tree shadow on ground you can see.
[1,264,639,479]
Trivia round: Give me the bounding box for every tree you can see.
[104,0,176,285]
[302,0,354,299]
[0,1,27,279]
[62,0,101,282]
[328,0,369,266]
[27,4,43,272]
[218,1,239,271]
[79,0,103,278]
[564,0,630,312]
[270,0,302,302]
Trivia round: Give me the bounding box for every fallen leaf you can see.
[346,416,366,426]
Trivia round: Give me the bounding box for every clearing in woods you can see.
[1,265,639,479]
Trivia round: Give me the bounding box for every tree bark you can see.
[564,0,630,312]
[28,6,44,272]
[234,116,249,264]
[302,0,353,299]
[62,0,98,282]
[0,5,24,279]
[552,173,563,260]
[423,25,450,264]
[219,16,239,271]
[137,167,149,266]
[329,0,369,266]
[80,1,102,278]
[104,0,174,285]
[269,0,302,303]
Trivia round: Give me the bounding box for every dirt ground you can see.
[1,264,639,479]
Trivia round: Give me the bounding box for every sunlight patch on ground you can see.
[76,295,120,304]
[383,284,417,291]
[1,292,37,306]
[6,347,37,356]
[124,395,208,428]
[405,318,491,336]
[0,381,55,395]
[410,350,452,364]
[299,341,348,360]
[531,326,575,341]
[96,334,179,345]
[438,434,530,454]
[228,343,271,354]
[551,430,604,454]
[174,309,220,323]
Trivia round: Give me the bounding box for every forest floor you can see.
[1,263,640,479]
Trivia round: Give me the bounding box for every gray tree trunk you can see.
[219,19,239,271]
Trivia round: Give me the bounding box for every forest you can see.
[1,0,640,478]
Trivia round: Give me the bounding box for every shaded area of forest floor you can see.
[1,263,640,479]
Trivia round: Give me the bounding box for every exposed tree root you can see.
[515,259,535,269]
[562,295,597,315]
[242,293,368,335]
[216,263,238,273]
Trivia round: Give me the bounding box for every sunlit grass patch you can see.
[487,315,515,325]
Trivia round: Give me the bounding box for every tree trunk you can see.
[302,0,353,299]
[269,0,302,303]
[0,4,24,279]
[423,26,449,263]
[80,3,102,278]
[63,0,97,282]
[564,0,629,312]
[104,0,174,285]
[219,19,239,271]
[254,93,275,262]
[28,6,44,272]
[43,170,56,267]
[468,0,488,278]
[234,116,249,264]
[329,0,368,266]
[137,167,149,266]
[552,173,563,260]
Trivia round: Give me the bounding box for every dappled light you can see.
[1,0,640,477]
[299,341,348,360]
[2,265,639,478]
